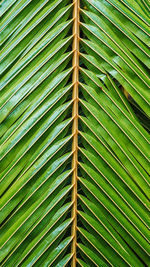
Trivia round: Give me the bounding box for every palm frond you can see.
[78,0,150,265]
[0,0,150,266]
[0,0,74,265]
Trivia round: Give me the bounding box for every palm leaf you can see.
[78,1,150,265]
[0,0,74,265]
[0,0,149,266]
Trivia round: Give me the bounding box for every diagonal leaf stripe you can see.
[0,0,150,266]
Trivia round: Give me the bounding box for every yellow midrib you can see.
[71,0,80,266]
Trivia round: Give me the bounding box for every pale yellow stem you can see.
[71,0,80,266]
